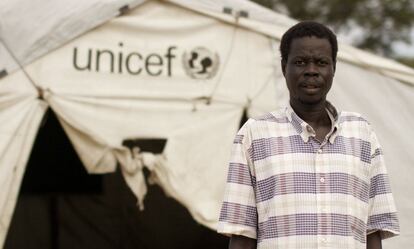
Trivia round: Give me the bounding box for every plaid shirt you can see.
[217,102,399,248]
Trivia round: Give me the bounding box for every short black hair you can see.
[280,21,338,65]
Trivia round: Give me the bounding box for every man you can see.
[217,21,399,249]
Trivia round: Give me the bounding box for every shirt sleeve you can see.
[217,119,257,239]
[366,130,400,239]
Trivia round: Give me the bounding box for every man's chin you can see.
[299,97,325,106]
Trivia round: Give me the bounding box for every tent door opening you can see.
[4,109,229,249]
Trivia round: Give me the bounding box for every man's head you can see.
[280,21,338,71]
[280,21,337,106]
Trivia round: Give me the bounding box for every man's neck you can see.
[290,99,330,127]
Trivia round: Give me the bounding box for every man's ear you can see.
[281,60,286,76]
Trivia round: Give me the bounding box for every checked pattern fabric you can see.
[217,103,399,249]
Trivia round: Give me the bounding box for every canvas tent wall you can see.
[0,0,413,248]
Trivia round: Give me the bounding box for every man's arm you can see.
[229,235,256,249]
[367,231,382,249]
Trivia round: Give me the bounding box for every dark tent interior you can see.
[4,109,228,249]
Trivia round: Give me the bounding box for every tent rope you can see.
[0,38,44,99]
[205,10,243,104]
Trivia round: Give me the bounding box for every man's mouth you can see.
[300,83,321,93]
[301,83,321,89]
[303,85,318,89]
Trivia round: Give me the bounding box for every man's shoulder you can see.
[338,111,375,139]
[250,108,289,123]
[238,108,289,135]
[339,111,371,125]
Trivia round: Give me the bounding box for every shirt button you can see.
[306,126,312,132]
[320,177,325,183]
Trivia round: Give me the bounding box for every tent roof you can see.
[1,0,413,85]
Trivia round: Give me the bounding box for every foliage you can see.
[396,57,414,68]
[253,0,414,59]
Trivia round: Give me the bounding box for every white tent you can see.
[1,0,413,248]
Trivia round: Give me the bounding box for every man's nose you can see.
[304,63,319,77]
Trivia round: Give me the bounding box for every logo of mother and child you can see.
[72,43,220,80]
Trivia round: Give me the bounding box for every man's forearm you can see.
[229,235,257,249]
[367,231,382,249]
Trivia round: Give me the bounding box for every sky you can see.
[392,29,414,57]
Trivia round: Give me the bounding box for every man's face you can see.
[282,36,335,106]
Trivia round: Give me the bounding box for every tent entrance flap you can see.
[4,109,228,249]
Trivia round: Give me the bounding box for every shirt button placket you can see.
[315,146,328,248]
[320,237,329,248]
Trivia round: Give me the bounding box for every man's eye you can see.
[318,60,329,65]
[294,60,305,65]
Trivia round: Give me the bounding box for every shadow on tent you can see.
[4,108,229,249]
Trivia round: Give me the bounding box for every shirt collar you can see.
[286,101,340,144]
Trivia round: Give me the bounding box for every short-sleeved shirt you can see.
[217,102,399,249]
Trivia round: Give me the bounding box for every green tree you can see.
[396,57,414,68]
[253,0,414,59]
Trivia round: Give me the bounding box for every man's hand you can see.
[367,231,382,249]
[229,235,256,249]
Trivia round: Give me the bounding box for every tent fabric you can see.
[0,71,48,245]
[1,0,414,85]
[20,0,276,229]
[0,0,413,248]
[0,0,146,74]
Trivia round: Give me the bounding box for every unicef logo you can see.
[182,47,220,80]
